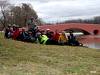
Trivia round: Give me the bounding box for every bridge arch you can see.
[64,28,91,35]
[39,23,100,35]
[93,30,99,35]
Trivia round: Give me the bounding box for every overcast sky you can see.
[9,0,100,23]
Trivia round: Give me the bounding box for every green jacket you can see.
[39,35,49,44]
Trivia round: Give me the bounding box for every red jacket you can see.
[12,29,20,40]
[53,33,60,41]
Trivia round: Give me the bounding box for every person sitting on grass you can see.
[68,31,80,46]
[58,31,68,45]
[52,30,60,44]
[4,25,12,39]
[12,26,20,40]
[38,30,49,44]
[18,28,29,41]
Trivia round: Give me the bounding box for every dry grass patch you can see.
[0,33,100,75]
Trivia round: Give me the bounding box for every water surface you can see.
[78,35,100,49]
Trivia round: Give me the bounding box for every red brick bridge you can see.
[39,23,100,35]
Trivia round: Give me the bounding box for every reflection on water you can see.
[84,43,100,49]
[78,35,100,49]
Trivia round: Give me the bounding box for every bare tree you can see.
[0,0,10,28]
[0,2,42,29]
[21,3,42,26]
[10,3,42,27]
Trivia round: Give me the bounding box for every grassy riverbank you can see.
[0,33,100,75]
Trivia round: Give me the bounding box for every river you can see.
[78,35,100,49]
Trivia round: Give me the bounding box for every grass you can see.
[0,32,100,75]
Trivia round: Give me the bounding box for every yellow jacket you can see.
[58,34,68,43]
